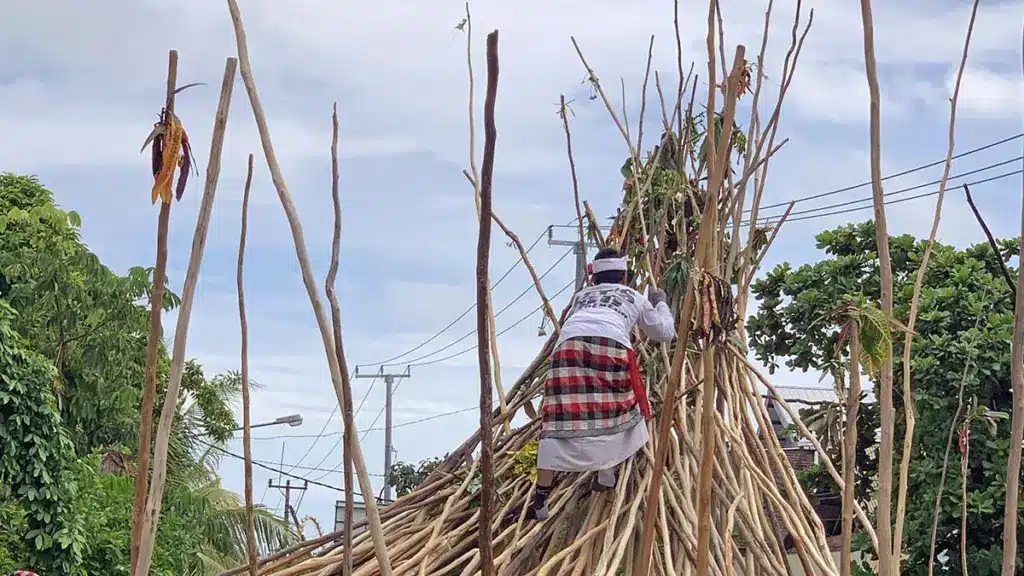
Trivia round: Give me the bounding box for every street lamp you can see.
[190,413,304,438]
[240,413,303,431]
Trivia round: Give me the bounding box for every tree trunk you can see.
[325,103,356,576]
[475,29,500,576]
[133,56,237,576]
[841,326,861,576]
[1001,127,1024,576]
[237,153,259,575]
[130,49,177,574]
[857,1,895,572]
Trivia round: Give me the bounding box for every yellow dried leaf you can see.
[151,114,186,205]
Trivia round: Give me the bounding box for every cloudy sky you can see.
[3,0,1022,532]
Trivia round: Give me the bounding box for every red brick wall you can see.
[784,447,816,472]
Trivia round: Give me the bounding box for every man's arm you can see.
[637,288,675,342]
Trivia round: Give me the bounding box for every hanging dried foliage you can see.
[142,108,196,204]
[694,269,737,344]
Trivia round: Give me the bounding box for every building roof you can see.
[762,385,876,448]
[763,385,878,407]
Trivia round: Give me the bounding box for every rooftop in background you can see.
[766,385,878,407]
[763,385,877,450]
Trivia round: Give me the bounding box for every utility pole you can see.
[547,225,599,291]
[268,478,308,529]
[353,365,411,502]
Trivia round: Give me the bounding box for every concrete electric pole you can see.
[353,365,411,502]
[268,478,308,530]
[547,225,598,291]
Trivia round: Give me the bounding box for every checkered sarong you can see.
[540,336,645,439]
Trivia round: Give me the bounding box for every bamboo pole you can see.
[130,49,177,573]
[462,4,511,435]
[476,29,501,576]
[856,0,895,572]
[1001,44,1024,573]
[559,95,586,264]
[841,323,861,576]
[961,426,971,576]
[134,56,237,576]
[892,3,980,569]
[635,37,747,576]
[927,314,986,575]
[963,184,1016,295]
[237,153,258,575]
[324,103,355,576]
[223,2,393,573]
[696,39,747,575]
[461,170,560,334]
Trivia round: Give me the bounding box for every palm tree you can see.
[125,366,297,575]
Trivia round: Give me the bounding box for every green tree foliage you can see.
[746,221,1021,575]
[0,173,180,454]
[74,453,293,575]
[0,300,85,573]
[0,174,297,573]
[387,458,443,498]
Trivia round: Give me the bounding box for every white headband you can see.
[591,257,627,274]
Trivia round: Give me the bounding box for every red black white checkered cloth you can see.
[541,336,651,439]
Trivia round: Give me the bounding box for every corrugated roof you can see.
[762,385,877,446]
[762,385,878,406]
[771,386,838,405]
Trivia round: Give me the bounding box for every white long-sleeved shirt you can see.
[556,284,676,349]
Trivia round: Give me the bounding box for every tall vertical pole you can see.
[548,225,596,292]
[283,479,291,524]
[353,366,410,502]
[573,241,587,291]
[269,479,307,525]
[383,375,394,502]
[278,442,285,483]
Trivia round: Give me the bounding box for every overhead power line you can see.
[309,278,575,483]
[750,159,1023,225]
[282,372,379,476]
[242,406,479,442]
[383,248,574,368]
[751,132,1022,213]
[301,254,574,482]
[358,227,549,369]
[409,278,576,369]
[756,169,1021,225]
[200,440,356,495]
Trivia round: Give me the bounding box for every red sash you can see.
[627,348,652,420]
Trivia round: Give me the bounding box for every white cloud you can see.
[950,65,1024,120]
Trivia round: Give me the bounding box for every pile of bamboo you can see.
[206,0,894,572]
[231,341,863,576]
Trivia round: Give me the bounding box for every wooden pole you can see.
[325,103,356,576]
[963,183,1017,296]
[857,0,895,572]
[237,153,259,575]
[892,3,980,567]
[134,56,238,576]
[129,49,176,574]
[634,43,747,576]
[1001,41,1024,571]
[224,1,393,573]
[841,323,861,576]
[695,44,746,576]
[463,5,511,435]
[476,29,500,576]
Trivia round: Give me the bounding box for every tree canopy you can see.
[0,174,296,574]
[746,221,1020,575]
